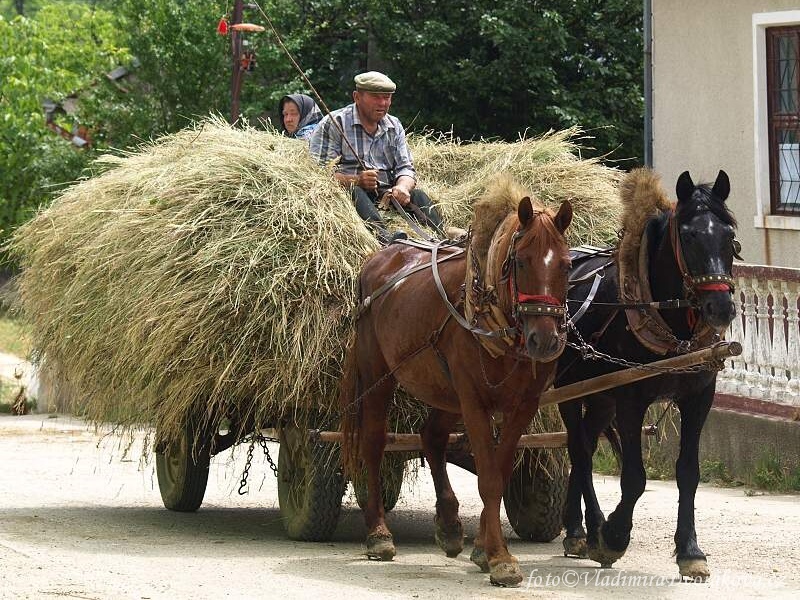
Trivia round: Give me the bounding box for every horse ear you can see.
[518,196,534,227]
[554,200,573,234]
[676,171,695,202]
[712,170,730,202]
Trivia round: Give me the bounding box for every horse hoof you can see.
[678,558,710,582]
[366,531,396,561]
[469,546,490,573]
[587,529,625,567]
[563,536,588,558]
[434,517,464,558]
[489,559,523,587]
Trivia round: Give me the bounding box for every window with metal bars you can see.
[767,26,800,214]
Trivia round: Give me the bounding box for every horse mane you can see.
[471,174,546,265]
[617,168,672,278]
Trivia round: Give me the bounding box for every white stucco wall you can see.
[652,0,800,267]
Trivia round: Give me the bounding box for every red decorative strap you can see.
[694,282,732,292]
[517,293,562,306]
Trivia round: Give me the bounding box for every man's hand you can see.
[390,185,411,206]
[356,169,378,192]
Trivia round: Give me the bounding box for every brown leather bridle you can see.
[499,226,568,343]
[668,209,736,296]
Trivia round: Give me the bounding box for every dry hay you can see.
[408,128,622,247]
[8,118,621,449]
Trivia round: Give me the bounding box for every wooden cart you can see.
[155,341,741,543]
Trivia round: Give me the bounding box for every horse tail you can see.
[339,319,363,479]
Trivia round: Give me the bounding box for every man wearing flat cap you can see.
[309,71,443,244]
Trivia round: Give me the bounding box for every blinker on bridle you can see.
[668,208,736,297]
[500,219,567,324]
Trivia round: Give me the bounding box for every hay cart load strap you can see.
[312,341,741,452]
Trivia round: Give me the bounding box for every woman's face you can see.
[282,101,301,134]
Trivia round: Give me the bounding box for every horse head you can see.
[673,170,738,332]
[501,197,573,362]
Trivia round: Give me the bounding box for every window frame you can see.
[766,26,800,215]
[753,11,800,231]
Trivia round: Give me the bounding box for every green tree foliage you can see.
[109,0,229,140]
[1,0,644,264]
[0,3,129,250]
[241,0,643,158]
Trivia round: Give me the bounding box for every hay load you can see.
[9,118,621,445]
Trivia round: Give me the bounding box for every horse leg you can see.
[421,409,464,558]
[579,397,616,555]
[589,399,648,568]
[462,416,522,585]
[560,399,589,558]
[357,353,397,561]
[560,397,614,558]
[673,383,715,581]
[470,398,541,587]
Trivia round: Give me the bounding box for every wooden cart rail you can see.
[312,341,742,452]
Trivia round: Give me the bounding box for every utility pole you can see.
[230,0,244,123]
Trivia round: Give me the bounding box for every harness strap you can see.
[387,196,437,241]
[431,241,515,339]
[355,246,463,320]
[570,272,603,325]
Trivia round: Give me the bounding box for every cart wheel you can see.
[353,453,406,512]
[155,419,210,512]
[277,424,345,541]
[503,447,568,542]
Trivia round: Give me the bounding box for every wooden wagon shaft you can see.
[538,340,741,407]
[316,430,568,451]
[313,341,741,452]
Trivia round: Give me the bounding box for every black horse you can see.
[555,168,738,581]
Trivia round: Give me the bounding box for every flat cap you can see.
[354,71,396,93]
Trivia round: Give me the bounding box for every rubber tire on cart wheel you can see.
[503,447,568,542]
[156,419,210,512]
[277,424,346,541]
[353,453,405,512]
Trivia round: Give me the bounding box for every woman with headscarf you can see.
[278,93,323,140]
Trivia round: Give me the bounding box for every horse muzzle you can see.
[699,292,737,332]
[524,323,567,363]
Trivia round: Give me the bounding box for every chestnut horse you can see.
[340,176,572,586]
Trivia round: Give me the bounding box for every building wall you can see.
[652,0,800,267]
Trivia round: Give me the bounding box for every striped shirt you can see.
[309,103,416,185]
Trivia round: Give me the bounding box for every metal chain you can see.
[477,340,523,388]
[566,320,725,374]
[237,432,279,495]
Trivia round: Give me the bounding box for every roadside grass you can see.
[0,314,34,412]
[589,402,799,493]
[0,313,31,359]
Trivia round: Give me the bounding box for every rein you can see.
[431,240,517,341]
[355,242,464,321]
[570,208,736,322]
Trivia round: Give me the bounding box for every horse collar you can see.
[619,224,718,355]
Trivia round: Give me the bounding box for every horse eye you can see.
[516,259,525,270]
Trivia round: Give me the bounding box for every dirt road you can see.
[0,414,797,599]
